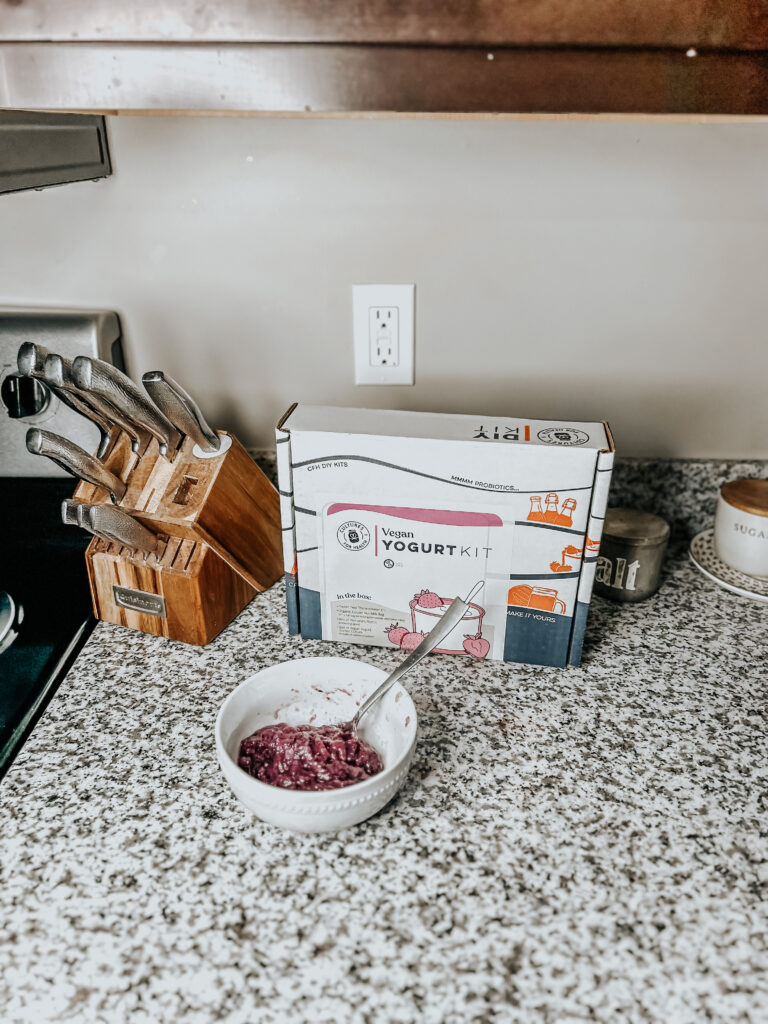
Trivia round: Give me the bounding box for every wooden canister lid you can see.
[603,507,670,546]
[721,478,768,518]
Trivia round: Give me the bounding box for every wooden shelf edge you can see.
[51,110,768,123]
[2,0,767,50]
[3,44,767,117]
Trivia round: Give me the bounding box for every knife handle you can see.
[53,390,113,460]
[72,356,182,456]
[17,341,51,377]
[18,344,113,458]
[85,504,163,557]
[74,502,106,539]
[65,500,123,547]
[64,499,160,556]
[141,371,221,455]
[26,428,127,501]
[61,499,115,546]
[61,499,81,526]
[43,353,151,454]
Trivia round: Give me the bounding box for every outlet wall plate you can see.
[353,284,415,385]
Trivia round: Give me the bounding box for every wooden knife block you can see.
[86,534,257,646]
[73,430,282,645]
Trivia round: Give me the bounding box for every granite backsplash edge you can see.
[249,450,767,547]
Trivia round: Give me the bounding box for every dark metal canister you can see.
[593,507,670,603]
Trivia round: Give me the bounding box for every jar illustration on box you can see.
[508,585,566,614]
[528,496,545,522]
[527,493,577,527]
[544,493,560,523]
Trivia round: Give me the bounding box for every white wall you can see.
[1,116,766,457]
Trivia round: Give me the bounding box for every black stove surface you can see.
[0,477,94,779]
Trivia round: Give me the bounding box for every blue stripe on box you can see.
[568,601,590,666]
[508,571,581,581]
[298,587,322,639]
[503,607,572,668]
[284,573,300,635]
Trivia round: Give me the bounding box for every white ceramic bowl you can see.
[215,656,417,833]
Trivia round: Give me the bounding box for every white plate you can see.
[689,529,768,603]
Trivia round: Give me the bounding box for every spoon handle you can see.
[351,595,470,728]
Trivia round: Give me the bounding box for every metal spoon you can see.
[349,581,485,730]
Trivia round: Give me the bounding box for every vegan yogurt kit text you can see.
[276,406,614,667]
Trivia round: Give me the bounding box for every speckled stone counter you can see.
[1,459,767,1024]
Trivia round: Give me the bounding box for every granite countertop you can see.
[1,459,767,1024]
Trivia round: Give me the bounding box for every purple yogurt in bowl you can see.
[237,722,384,792]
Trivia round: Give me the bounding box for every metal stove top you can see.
[0,307,124,778]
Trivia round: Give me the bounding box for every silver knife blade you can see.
[17,342,113,459]
[43,352,152,455]
[85,504,163,557]
[72,356,182,456]
[26,428,127,501]
[141,371,221,454]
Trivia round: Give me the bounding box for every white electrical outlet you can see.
[369,306,398,366]
[353,284,415,385]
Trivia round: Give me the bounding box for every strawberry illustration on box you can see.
[385,587,490,658]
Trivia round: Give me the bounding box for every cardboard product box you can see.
[276,405,614,668]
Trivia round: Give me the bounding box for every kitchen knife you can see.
[72,356,182,456]
[17,342,113,458]
[62,499,132,548]
[74,501,113,542]
[61,499,114,542]
[84,503,163,557]
[26,428,127,501]
[141,370,221,454]
[43,353,152,455]
[64,499,161,557]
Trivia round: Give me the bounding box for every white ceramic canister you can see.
[714,479,768,579]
